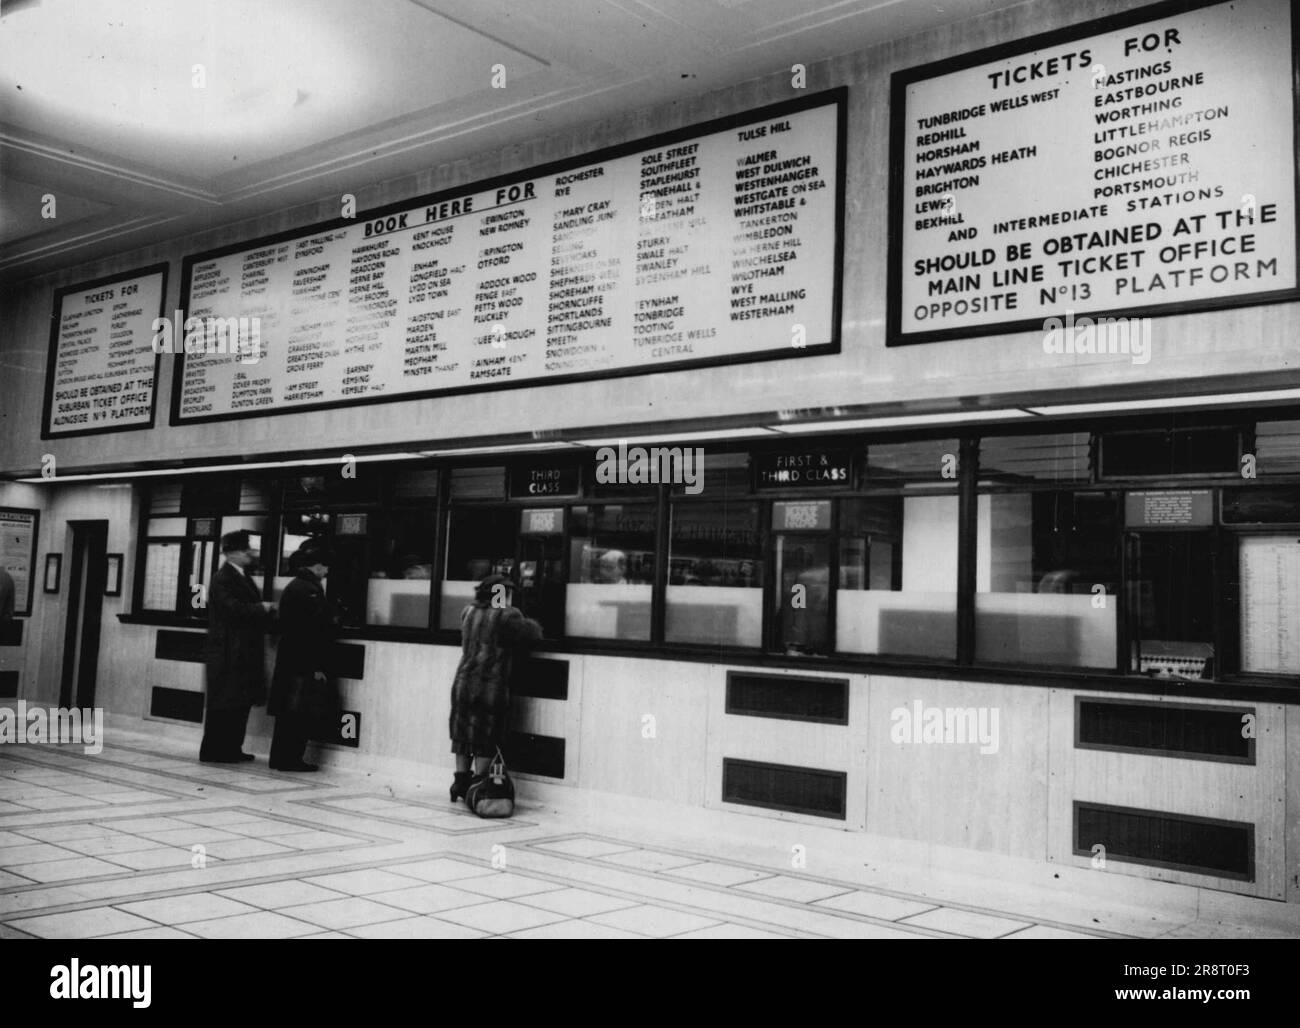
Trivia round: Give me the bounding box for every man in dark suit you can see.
[200,530,275,763]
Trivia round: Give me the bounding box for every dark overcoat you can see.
[204,562,272,711]
[449,602,543,755]
[270,569,339,717]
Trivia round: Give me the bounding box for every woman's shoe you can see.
[450,771,471,802]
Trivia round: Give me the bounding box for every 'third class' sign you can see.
[888,0,1298,345]
[174,91,844,424]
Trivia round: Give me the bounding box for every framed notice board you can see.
[172,88,846,425]
[41,264,168,438]
[887,0,1300,345]
[0,507,40,616]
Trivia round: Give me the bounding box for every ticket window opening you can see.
[1126,531,1216,680]
[773,534,831,656]
[519,508,565,639]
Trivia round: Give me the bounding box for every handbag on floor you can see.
[465,747,515,818]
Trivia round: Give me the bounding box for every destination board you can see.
[42,265,167,438]
[174,91,844,424]
[888,0,1298,345]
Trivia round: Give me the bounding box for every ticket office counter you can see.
[111,409,1300,899]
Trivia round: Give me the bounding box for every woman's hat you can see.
[290,540,332,570]
[474,573,515,601]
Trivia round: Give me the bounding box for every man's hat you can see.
[220,529,252,553]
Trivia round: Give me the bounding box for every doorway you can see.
[60,520,108,708]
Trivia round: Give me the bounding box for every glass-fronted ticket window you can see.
[975,434,1119,669]
[567,503,656,640]
[836,439,959,660]
[664,451,762,648]
[441,505,516,629]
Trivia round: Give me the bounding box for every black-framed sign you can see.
[42,264,168,438]
[44,553,62,595]
[754,449,854,489]
[510,462,581,498]
[887,0,1299,345]
[172,89,846,425]
[1124,488,1215,527]
[104,554,124,598]
[0,507,39,616]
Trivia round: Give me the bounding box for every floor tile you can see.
[383,858,496,883]
[532,838,640,858]
[221,820,319,838]
[179,911,319,939]
[280,897,414,930]
[104,848,201,871]
[899,906,1032,939]
[216,880,349,909]
[435,900,569,934]
[517,887,642,918]
[116,893,261,924]
[508,920,645,939]
[95,817,193,833]
[0,842,80,865]
[588,905,722,938]
[6,856,125,882]
[8,906,158,939]
[672,923,795,939]
[1002,924,1104,940]
[449,873,565,900]
[100,927,200,939]
[599,849,705,872]
[198,838,295,860]
[668,862,776,887]
[813,891,937,921]
[274,831,364,849]
[0,868,37,887]
[12,823,120,844]
[135,827,245,846]
[299,932,356,939]
[304,868,424,895]
[177,810,262,828]
[347,917,486,939]
[736,875,855,904]
[59,835,177,856]
[367,883,495,915]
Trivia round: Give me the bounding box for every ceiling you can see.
[0,0,1026,284]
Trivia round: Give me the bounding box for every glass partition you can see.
[665,502,763,647]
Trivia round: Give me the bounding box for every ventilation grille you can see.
[1077,699,1254,763]
[150,687,203,723]
[722,758,846,819]
[504,731,566,778]
[155,630,205,663]
[726,672,848,725]
[1074,802,1253,880]
[512,658,569,700]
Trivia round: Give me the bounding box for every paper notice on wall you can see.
[0,509,37,615]
[1239,534,1300,674]
[142,542,182,611]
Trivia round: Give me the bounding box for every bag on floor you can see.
[465,748,515,818]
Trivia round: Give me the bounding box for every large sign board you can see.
[173,91,845,425]
[41,265,167,438]
[888,0,1299,345]
[0,508,39,617]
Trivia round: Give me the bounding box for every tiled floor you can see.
[0,735,1289,939]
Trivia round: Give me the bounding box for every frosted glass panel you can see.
[665,585,762,647]
[566,583,652,639]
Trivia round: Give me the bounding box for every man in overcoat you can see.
[200,530,275,763]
